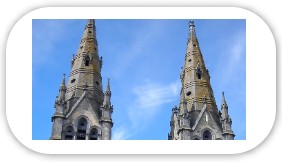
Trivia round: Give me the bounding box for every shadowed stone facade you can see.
[168,21,235,140]
[50,19,113,140]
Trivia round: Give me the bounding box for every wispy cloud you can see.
[128,80,180,128]
[111,80,181,139]
[112,125,131,140]
[217,29,246,86]
[133,81,180,109]
[226,30,246,74]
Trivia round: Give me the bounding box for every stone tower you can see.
[50,19,113,140]
[168,21,235,140]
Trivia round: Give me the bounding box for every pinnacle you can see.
[106,78,111,92]
[222,91,227,106]
[61,73,66,87]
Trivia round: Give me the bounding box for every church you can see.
[50,19,235,140]
[50,20,113,140]
[168,21,235,140]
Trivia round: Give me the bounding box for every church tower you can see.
[168,21,235,140]
[50,19,113,140]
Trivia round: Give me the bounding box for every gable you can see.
[65,91,101,126]
[192,105,223,138]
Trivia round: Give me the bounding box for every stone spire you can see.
[51,74,66,140]
[103,78,112,107]
[65,19,103,104]
[57,74,66,102]
[50,19,114,140]
[180,20,218,114]
[221,92,235,140]
[221,92,227,112]
[100,78,113,140]
[169,20,234,140]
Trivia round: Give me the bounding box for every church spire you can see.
[65,19,103,103]
[180,20,218,114]
[51,19,114,140]
[169,20,235,140]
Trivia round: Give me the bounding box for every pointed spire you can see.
[221,91,229,119]
[57,74,66,102]
[106,78,111,92]
[62,73,65,84]
[222,91,227,107]
[103,78,112,107]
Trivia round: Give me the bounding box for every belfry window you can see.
[85,55,90,66]
[89,128,98,140]
[64,126,74,140]
[77,118,87,140]
[203,130,212,140]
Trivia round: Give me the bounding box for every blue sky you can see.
[32,19,246,140]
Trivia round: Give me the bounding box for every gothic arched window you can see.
[203,130,212,140]
[65,126,74,140]
[77,118,87,140]
[89,128,98,140]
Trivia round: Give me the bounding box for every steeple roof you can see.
[65,19,103,103]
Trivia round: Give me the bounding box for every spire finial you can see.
[189,20,196,38]
[87,19,95,26]
[189,20,195,27]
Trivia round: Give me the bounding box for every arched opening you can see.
[194,138,200,140]
[77,118,87,140]
[64,126,74,140]
[203,130,212,140]
[89,128,98,140]
[85,55,90,66]
[186,91,191,96]
[196,68,202,79]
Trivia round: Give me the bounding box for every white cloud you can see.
[128,80,181,128]
[225,30,246,76]
[112,125,131,140]
[133,81,180,109]
[215,29,246,88]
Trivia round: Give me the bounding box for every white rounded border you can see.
[6,7,276,154]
